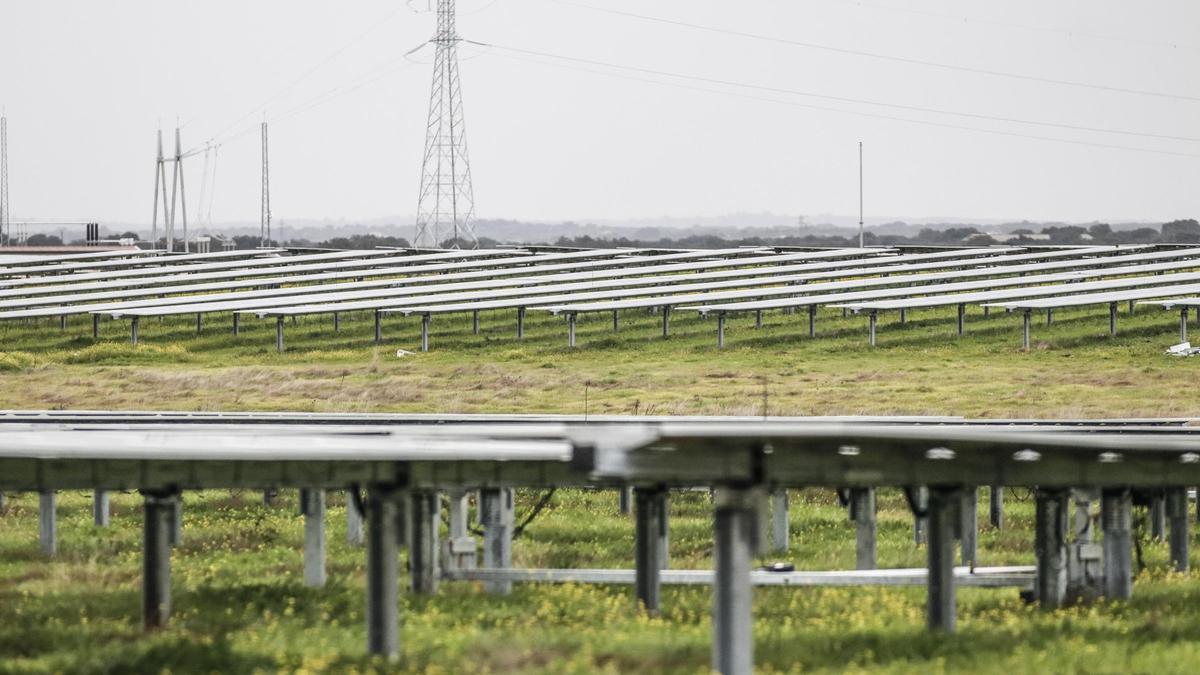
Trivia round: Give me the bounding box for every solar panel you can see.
[0,247,286,277]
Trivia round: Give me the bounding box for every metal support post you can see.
[131,317,140,346]
[868,311,877,346]
[275,317,284,353]
[960,487,978,566]
[956,303,965,336]
[754,310,762,329]
[366,484,402,658]
[195,313,203,333]
[926,487,959,632]
[989,485,1003,529]
[770,489,789,554]
[168,493,182,546]
[479,488,514,594]
[899,308,907,324]
[1167,487,1189,572]
[612,309,619,331]
[445,489,476,571]
[472,310,480,335]
[409,490,439,595]
[420,314,431,353]
[39,491,56,556]
[1022,310,1031,350]
[333,312,340,333]
[567,313,577,348]
[913,486,928,545]
[717,313,726,348]
[1108,302,1118,336]
[516,307,526,339]
[619,486,633,514]
[807,305,816,337]
[1101,488,1133,600]
[142,489,175,630]
[373,310,382,344]
[851,487,876,570]
[346,489,364,546]
[301,489,327,588]
[1046,309,1053,326]
[60,314,66,330]
[232,313,240,336]
[712,488,756,675]
[94,489,110,527]
[634,487,665,613]
[1150,491,1166,541]
[1034,488,1069,608]
[92,314,100,339]
[1181,308,1189,343]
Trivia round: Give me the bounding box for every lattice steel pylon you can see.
[413,0,477,249]
[0,115,9,246]
[261,122,271,247]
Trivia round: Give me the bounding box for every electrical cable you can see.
[482,48,1200,159]
[545,0,1200,103]
[466,39,1200,144]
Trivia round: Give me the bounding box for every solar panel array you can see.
[1,244,1197,350]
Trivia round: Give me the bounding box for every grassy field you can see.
[0,301,1198,672]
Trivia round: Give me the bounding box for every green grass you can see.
[0,302,1198,672]
[1,489,1198,673]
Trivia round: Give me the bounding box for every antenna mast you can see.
[261,122,271,247]
[414,0,478,249]
[858,141,864,249]
[0,115,9,246]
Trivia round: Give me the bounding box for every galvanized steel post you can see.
[926,486,959,632]
[301,488,327,588]
[1034,488,1069,608]
[852,487,877,570]
[409,490,439,595]
[366,484,402,658]
[1167,487,1189,572]
[39,491,56,556]
[712,488,756,675]
[770,489,789,554]
[93,489,110,527]
[634,486,665,613]
[480,487,514,594]
[142,489,175,630]
[1101,488,1133,600]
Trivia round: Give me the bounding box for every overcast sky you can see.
[1,0,1197,231]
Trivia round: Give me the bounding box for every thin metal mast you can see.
[261,122,271,247]
[858,141,864,249]
[176,127,189,253]
[0,115,9,246]
[414,0,477,249]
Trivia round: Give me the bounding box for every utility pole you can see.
[858,141,864,249]
[414,0,478,249]
[261,122,271,248]
[151,129,169,250]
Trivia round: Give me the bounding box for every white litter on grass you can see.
[1166,342,1200,356]
[395,349,416,358]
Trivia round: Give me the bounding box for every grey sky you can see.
[1,0,1197,231]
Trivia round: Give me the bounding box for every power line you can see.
[466,39,1200,144]
[482,49,1200,159]
[824,0,1198,54]
[545,0,1200,103]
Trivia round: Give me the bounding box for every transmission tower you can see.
[150,127,189,252]
[0,115,9,246]
[261,122,271,247]
[414,0,477,249]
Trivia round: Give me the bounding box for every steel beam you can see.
[960,487,978,566]
[1167,487,1189,572]
[634,486,665,613]
[1034,488,1069,608]
[346,490,364,546]
[93,489,110,527]
[39,491,56,556]
[480,487,514,594]
[712,488,755,675]
[142,489,176,629]
[989,485,1003,529]
[1101,488,1133,600]
[366,484,402,658]
[852,487,876,570]
[770,489,789,554]
[409,490,439,595]
[301,488,327,588]
[926,487,959,632]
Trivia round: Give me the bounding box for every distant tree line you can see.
[549,220,1200,250]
